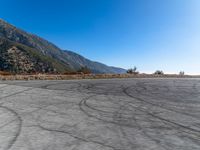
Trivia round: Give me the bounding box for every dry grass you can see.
[0,73,199,80]
[0,71,12,76]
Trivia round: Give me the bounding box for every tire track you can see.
[122,85,200,138]
[0,106,22,150]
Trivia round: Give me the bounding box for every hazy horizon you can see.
[0,0,199,75]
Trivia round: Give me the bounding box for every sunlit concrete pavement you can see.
[0,78,200,150]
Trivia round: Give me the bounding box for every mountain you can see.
[63,50,126,73]
[0,19,126,74]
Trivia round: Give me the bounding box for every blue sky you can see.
[0,0,200,74]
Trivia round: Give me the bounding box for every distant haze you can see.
[1,0,200,74]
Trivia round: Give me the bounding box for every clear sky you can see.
[0,0,199,74]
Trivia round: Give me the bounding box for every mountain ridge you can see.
[0,19,126,74]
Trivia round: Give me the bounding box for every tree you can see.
[127,66,139,74]
[179,71,185,76]
[154,70,164,75]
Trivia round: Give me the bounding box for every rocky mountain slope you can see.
[0,19,126,74]
[63,50,126,73]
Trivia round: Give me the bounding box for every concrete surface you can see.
[0,78,200,150]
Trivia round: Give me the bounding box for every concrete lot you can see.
[0,78,200,150]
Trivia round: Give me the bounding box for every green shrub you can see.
[77,66,91,74]
[179,71,185,76]
[127,66,139,74]
[154,70,164,75]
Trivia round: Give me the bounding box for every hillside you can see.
[0,19,126,74]
[63,50,126,73]
[0,38,70,73]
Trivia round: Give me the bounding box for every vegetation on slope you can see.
[0,38,72,73]
[0,19,126,74]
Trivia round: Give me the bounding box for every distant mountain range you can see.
[0,19,126,74]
